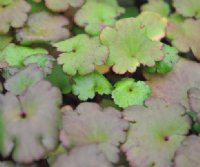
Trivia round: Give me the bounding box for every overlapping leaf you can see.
[0,0,31,34]
[145,58,200,109]
[4,64,44,95]
[54,34,108,76]
[52,145,113,167]
[16,11,70,45]
[0,81,62,163]
[100,18,164,74]
[72,72,112,100]
[33,0,84,12]
[122,97,191,167]
[167,18,200,60]
[0,44,47,67]
[174,135,200,167]
[173,0,200,18]
[74,1,124,36]
[60,103,128,163]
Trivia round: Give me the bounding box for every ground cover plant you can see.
[0,0,200,166]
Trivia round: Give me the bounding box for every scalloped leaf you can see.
[54,34,108,76]
[173,0,200,18]
[16,11,70,45]
[24,54,55,75]
[141,0,170,17]
[100,18,164,74]
[34,0,84,12]
[122,97,191,167]
[136,12,168,41]
[74,1,124,36]
[188,88,200,122]
[46,64,72,94]
[52,145,113,167]
[112,78,151,108]
[144,44,179,74]
[72,71,112,100]
[145,58,200,110]
[167,18,200,60]
[60,103,128,163]
[0,44,48,67]
[0,0,31,34]
[174,135,200,167]
[0,80,62,163]
[4,64,44,95]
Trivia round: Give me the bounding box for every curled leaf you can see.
[16,11,70,45]
[112,78,151,108]
[60,103,128,163]
[72,71,112,100]
[0,81,62,163]
[122,97,191,167]
[54,34,108,76]
[0,0,31,34]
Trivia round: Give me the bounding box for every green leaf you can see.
[4,64,44,95]
[72,72,112,100]
[0,35,12,50]
[46,64,72,94]
[54,34,108,76]
[144,44,179,74]
[112,78,151,108]
[0,44,48,67]
[100,17,164,74]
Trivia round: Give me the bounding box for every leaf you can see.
[0,80,62,163]
[0,0,31,34]
[52,145,113,167]
[46,64,72,94]
[144,44,179,74]
[167,18,200,60]
[136,12,168,41]
[100,17,164,74]
[174,135,200,167]
[54,34,108,76]
[0,161,37,167]
[16,11,70,45]
[72,71,112,100]
[173,0,200,18]
[4,64,44,95]
[34,0,84,12]
[60,103,128,163]
[111,78,151,108]
[24,54,55,75]
[141,0,170,17]
[122,97,191,167]
[0,35,12,50]
[145,58,200,110]
[0,44,48,67]
[74,1,124,36]
[188,88,200,123]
